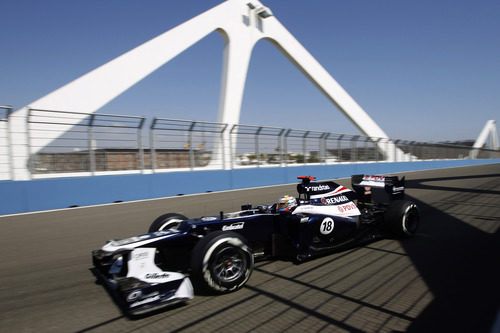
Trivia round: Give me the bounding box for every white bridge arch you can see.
[9,0,403,179]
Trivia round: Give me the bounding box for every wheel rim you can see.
[403,207,419,234]
[212,247,246,283]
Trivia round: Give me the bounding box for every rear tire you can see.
[148,213,188,232]
[384,200,419,238]
[190,231,253,293]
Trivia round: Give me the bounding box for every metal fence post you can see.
[337,134,344,162]
[284,129,291,166]
[374,138,382,162]
[88,114,96,174]
[350,136,359,162]
[255,127,263,167]
[278,129,285,166]
[393,140,398,162]
[26,109,34,178]
[408,141,413,161]
[150,118,157,172]
[384,139,389,161]
[3,106,14,180]
[303,131,309,165]
[137,117,145,172]
[400,141,406,161]
[188,122,195,170]
[365,137,369,161]
[229,125,236,169]
[323,133,330,164]
[221,124,228,170]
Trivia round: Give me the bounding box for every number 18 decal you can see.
[320,217,334,235]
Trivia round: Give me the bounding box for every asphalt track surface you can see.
[1,163,499,332]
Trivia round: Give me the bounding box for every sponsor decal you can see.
[363,175,385,182]
[359,175,387,188]
[304,184,331,192]
[300,217,309,223]
[145,273,170,279]
[132,252,149,260]
[222,222,245,231]
[127,291,159,303]
[126,290,142,302]
[332,186,349,194]
[393,186,404,192]
[130,295,160,308]
[201,216,217,222]
[338,203,358,213]
[320,218,334,235]
[364,186,372,195]
[321,195,349,205]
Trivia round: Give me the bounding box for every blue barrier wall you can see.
[1,159,499,215]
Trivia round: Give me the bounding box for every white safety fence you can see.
[27,109,145,175]
[0,108,499,180]
[150,118,227,171]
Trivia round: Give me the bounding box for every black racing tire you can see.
[384,200,420,238]
[148,213,188,233]
[190,231,253,294]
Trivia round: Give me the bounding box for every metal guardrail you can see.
[27,109,145,175]
[150,118,228,170]
[230,124,285,167]
[0,108,498,179]
[0,106,13,179]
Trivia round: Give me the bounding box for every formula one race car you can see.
[92,174,419,315]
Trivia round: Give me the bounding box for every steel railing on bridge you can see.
[150,118,228,171]
[27,109,145,175]
[0,108,498,180]
[230,124,285,167]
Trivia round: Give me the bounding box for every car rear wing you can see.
[296,176,357,202]
[351,174,405,204]
[297,176,339,201]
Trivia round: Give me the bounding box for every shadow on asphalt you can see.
[406,173,500,195]
[403,176,499,332]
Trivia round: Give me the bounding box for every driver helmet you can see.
[277,195,297,212]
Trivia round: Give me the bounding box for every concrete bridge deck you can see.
[0,163,499,332]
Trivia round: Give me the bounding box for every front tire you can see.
[384,200,420,238]
[190,231,254,293]
[148,213,188,232]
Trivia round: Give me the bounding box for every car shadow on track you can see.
[402,177,500,332]
[406,173,500,195]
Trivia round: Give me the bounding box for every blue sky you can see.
[1,0,499,141]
